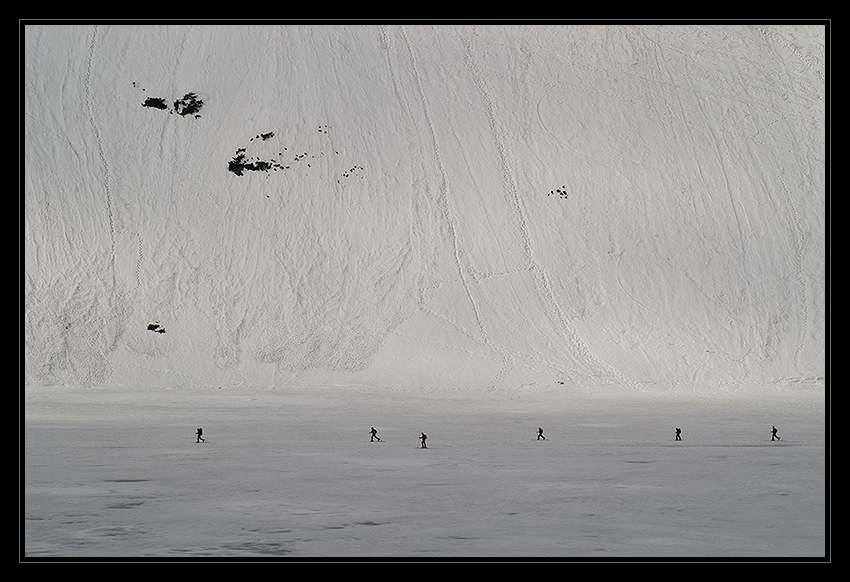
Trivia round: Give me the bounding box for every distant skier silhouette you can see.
[370,427,381,442]
[196,427,205,443]
[537,427,546,440]
[771,426,781,441]
[420,432,427,448]
[674,427,682,441]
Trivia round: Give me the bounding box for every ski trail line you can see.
[398,26,489,344]
[85,25,145,303]
[777,170,809,372]
[84,25,116,273]
[459,33,643,392]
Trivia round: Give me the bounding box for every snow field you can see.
[24,23,827,558]
[24,24,825,392]
[24,386,825,558]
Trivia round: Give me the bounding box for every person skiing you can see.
[196,427,205,443]
[370,427,381,442]
[537,427,546,440]
[674,427,682,441]
[420,432,427,448]
[771,426,781,441]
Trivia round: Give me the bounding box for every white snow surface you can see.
[23,23,827,558]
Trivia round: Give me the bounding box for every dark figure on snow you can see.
[420,432,427,448]
[675,427,682,441]
[196,427,205,443]
[538,427,546,440]
[771,426,781,441]
[370,427,381,442]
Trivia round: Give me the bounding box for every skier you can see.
[420,432,427,448]
[537,427,546,440]
[674,427,682,441]
[370,426,381,442]
[771,426,781,441]
[196,427,205,443]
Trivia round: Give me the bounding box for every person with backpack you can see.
[420,432,427,448]
[537,427,546,440]
[196,427,205,443]
[370,427,381,442]
[771,426,781,441]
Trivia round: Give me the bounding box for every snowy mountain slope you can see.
[23,24,826,394]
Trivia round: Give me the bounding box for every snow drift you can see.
[23,24,826,395]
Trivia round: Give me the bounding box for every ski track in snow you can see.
[390,26,525,391]
[461,32,645,392]
[386,26,643,392]
[84,25,115,261]
[398,26,488,343]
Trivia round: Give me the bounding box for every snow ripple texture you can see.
[24,24,825,393]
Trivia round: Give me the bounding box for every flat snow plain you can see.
[24,384,826,559]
